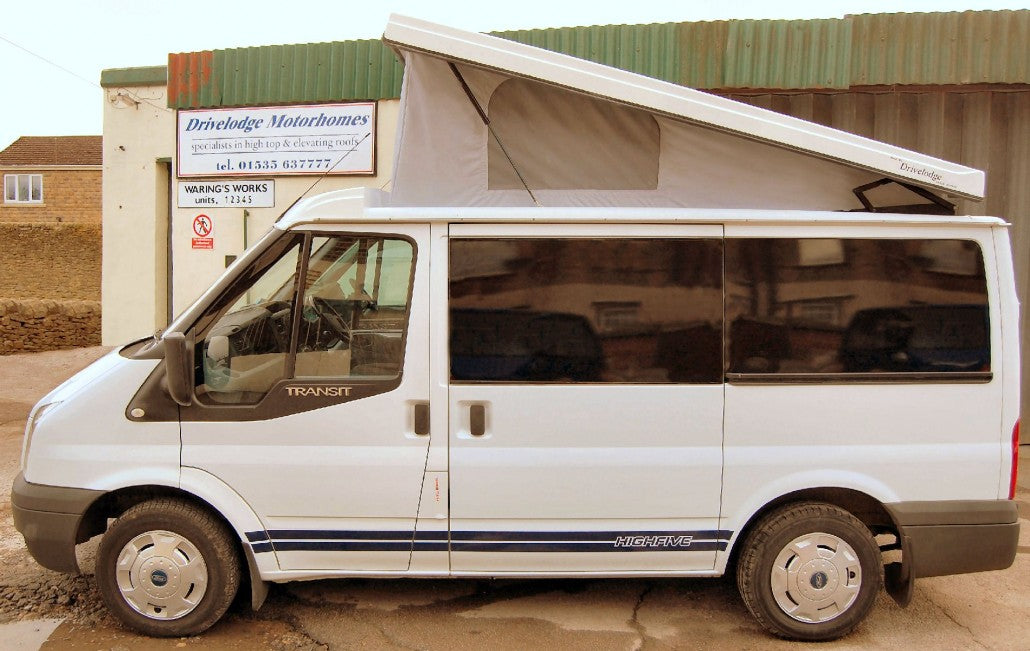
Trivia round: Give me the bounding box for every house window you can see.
[3,174,43,204]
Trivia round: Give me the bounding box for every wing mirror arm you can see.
[163,331,194,407]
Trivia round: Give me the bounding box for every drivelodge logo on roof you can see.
[177,102,376,178]
[898,161,944,184]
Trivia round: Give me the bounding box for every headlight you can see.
[21,401,61,472]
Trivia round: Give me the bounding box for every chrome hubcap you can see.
[115,530,208,620]
[770,532,861,623]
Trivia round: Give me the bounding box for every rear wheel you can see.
[96,499,241,637]
[736,502,882,641]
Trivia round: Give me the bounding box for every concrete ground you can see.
[0,346,1028,650]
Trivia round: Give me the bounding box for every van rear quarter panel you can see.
[720,223,1006,536]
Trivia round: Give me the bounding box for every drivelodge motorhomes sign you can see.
[177,103,375,177]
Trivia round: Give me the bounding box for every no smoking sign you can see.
[192,214,214,250]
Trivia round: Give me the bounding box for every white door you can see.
[447,224,727,573]
[181,224,432,571]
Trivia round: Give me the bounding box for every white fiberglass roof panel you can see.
[383,14,985,200]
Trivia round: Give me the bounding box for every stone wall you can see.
[0,299,101,354]
[0,223,101,300]
[0,168,102,223]
[0,223,102,353]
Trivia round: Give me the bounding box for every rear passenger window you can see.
[449,238,723,383]
[725,238,989,377]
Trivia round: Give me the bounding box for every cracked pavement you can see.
[1,347,1028,650]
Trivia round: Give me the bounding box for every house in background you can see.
[0,136,102,223]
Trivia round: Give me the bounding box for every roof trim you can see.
[101,66,168,88]
[384,14,985,200]
[275,188,1006,231]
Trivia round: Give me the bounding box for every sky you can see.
[0,0,1025,150]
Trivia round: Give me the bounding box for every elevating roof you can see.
[384,15,985,200]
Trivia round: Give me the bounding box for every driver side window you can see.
[194,233,415,406]
[296,236,414,379]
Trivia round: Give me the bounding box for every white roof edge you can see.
[275,189,1009,228]
[275,187,387,230]
[383,14,985,201]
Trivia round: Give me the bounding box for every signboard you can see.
[177,102,376,178]
[178,180,275,208]
[191,214,214,249]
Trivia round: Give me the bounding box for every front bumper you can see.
[11,473,104,574]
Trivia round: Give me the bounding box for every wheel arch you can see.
[76,474,271,611]
[724,487,899,573]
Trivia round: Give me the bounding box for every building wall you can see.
[0,167,101,223]
[101,90,402,345]
[169,99,401,319]
[102,83,176,344]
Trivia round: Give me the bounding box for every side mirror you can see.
[163,331,194,407]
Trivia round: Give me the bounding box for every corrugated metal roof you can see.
[677,20,729,89]
[495,22,683,84]
[723,19,852,89]
[164,10,1028,109]
[850,10,1030,86]
[168,39,403,109]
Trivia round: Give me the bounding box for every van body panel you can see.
[22,355,180,491]
[722,383,1002,503]
[180,223,432,572]
[177,467,279,576]
[446,223,725,572]
[448,385,725,571]
[992,227,1021,499]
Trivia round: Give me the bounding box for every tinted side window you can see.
[725,238,989,375]
[450,238,723,383]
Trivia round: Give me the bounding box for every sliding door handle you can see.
[469,404,486,437]
[414,403,430,436]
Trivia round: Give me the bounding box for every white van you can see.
[12,190,1020,640]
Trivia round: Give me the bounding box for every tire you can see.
[96,498,241,637]
[736,502,883,641]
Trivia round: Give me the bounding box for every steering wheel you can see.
[311,296,352,344]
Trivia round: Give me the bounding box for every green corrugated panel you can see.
[723,19,851,89]
[678,21,728,89]
[851,11,1030,86]
[168,39,403,109]
[493,23,681,84]
[166,11,1029,109]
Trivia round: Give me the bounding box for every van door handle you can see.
[414,403,430,436]
[469,404,486,437]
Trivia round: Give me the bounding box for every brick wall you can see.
[0,168,101,223]
[0,223,102,353]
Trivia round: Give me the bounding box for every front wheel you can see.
[96,499,241,637]
[736,502,883,641]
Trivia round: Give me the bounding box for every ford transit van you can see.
[12,193,1020,640]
